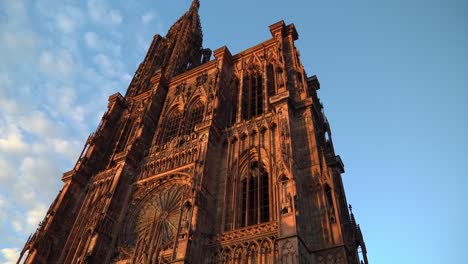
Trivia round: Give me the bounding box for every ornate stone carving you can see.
[116,184,191,263]
[216,222,278,245]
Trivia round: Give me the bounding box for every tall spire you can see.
[125,0,208,97]
[161,0,204,78]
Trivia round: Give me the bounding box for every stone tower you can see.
[18,1,368,263]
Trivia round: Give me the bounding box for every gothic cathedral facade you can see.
[18,1,368,263]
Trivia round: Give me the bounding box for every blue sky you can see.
[0,0,466,263]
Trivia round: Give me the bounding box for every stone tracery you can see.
[116,184,191,263]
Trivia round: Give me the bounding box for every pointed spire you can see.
[125,0,206,96]
[161,0,204,78]
[191,0,200,11]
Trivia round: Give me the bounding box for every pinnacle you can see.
[191,0,200,10]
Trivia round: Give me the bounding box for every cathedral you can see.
[18,1,368,263]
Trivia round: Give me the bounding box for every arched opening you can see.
[234,247,244,264]
[324,184,334,210]
[247,243,258,264]
[230,78,239,125]
[239,161,270,228]
[267,64,276,97]
[159,108,183,144]
[17,249,29,264]
[261,240,273,264]
[241,69,263,120]
[357,245,365,264]
[183,100,205,135]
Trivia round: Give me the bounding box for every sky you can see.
[0,0,466,263]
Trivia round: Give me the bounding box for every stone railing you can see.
[216,221,278,244]
[139,135,200,181]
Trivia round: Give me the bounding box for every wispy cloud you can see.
[39,50,77,79]
[0,0,164,261]
[142,11,157,24]
[0,248,19,264]
[55,6,84,34]
[84,31,121,56]
[0,128,28,154]
[87,0,123,26]
[0,0,130,256]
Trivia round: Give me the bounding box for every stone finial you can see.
[191,0,200,10]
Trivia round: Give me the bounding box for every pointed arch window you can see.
[157,100,205,146]
[260,240,273,264]
[230,78,239,125]
[241,68,263,120]
[239,161,270,227]
[159,109,183,144]
[267,64,276,97]
[183,101,205,135]
[324,184,334,210]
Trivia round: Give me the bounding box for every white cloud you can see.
[12,220,23,232]
[0,157,15,183]
[55,6,84,34]
[0,32,36,53]
[0,130,28,154]
[0,248,19,264]
[0,31,39,68]
[122,73,132,83]
[0,0,136,256]
[93,53,127,79]
[0,97,18,114]
[49,138,80,160]
[0,193,6,219]
[84,31,121,56]
[26,204,47,228]
[39,50,76,79]
[87,0,123,25]
[19,157,60,194]
[19,111,60,138]
[94,53,113,74]
[142,12,156,24]
[136,33,152,53]
[109,10,122,24]
[84,31,98,49]
[56,14,77,34]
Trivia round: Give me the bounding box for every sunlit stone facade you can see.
[18,1,367,263]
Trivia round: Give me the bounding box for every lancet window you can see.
[159,109,183,144]
[158,100,205,145]
[324,184,334,210]
[183,101,205,135]
[241,68,264,120]
[230,78,239,125]
[215,239,273,264]
[239,161,270,228]
[266,64,276,97]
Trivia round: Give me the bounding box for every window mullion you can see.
[257,161,263,223]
